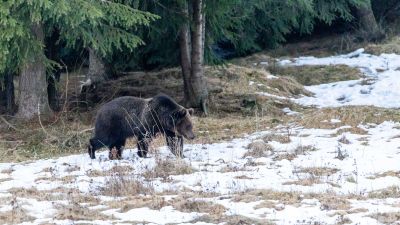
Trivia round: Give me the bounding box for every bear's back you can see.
[94,96,147,137]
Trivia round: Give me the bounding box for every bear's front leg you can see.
[137,136,150,158]
[88,144,95,159]
[165,131,184,158]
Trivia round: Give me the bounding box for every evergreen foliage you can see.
[0,0,159,74]
[108,0,369,71]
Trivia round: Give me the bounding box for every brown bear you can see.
[88,94,195,159]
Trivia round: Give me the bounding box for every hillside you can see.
[1,46,400,224]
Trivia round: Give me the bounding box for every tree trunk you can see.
[47,70,61,111]
[356,0,383,41]
[46,29,61,112]
[80,48,108,94]
[179,2,192,104]
[88,48,107,83]
[16,23,51,120]
[4,73,15,114]
[185,0,208,114]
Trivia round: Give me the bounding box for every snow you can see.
[1,50,400,224]
[103,206,202,224]
[279,49,400,108]
[1,121,400,224]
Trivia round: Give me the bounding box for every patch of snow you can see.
[279,49,400,108]
[282,107,299,115]
[103,206,202,224]
[330,119,341,123]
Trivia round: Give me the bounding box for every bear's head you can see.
[170,108,195,140]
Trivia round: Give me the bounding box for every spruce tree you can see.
[0,0,158,119]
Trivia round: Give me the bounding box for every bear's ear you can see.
[188,108,194,116]
[174,109,187,120]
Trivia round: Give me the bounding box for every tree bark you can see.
[182,0,208,114]
[47,70,61,111]
[179,2,192,105]
[4,72,15,114]
[16,23,51,120]
[46,29,61,112]
[80,48,108,94]
[356,0,383,41]
[88,48,107,83]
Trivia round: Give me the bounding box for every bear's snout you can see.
[187,132,196,140]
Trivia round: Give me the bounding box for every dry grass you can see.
[206,64,309,116]
[55,202,111,221]
[293,144,318,155]
[172,197,226,215]
[254,200,278,210]
[194,115,286,144]
[0,113,93,162]
[109,196,168,212]
[319,195,351,211]
[0,197,35,224]
[270,65,362,86]
[369,212,400,225]
[334,127,368,136]
[143,158,195,181]
[191,214,274,225]
[283,177,322,186]
[100,166,153,197]
[366,36,400,55]
[299,106,400,129]
[273,144,317,162]
[367,186,400,199]
[368,171,400,179]
[273,153,297,161]
[243,140,274,158]
[296,167,340,177]
[262,133,291,143]
[87,165,133,177]
[338,135,351,144]
[233,189,354,211]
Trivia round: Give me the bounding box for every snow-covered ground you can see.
[1,50,400,225]
[279,48,400,108]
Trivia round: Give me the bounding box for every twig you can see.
[60,60,69,113]
[0,116,20,131]
[78,127,94,134]
[37,102,56,140]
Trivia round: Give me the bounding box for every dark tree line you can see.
[0,0,397,120]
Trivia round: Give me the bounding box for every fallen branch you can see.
[0,116,20,131]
